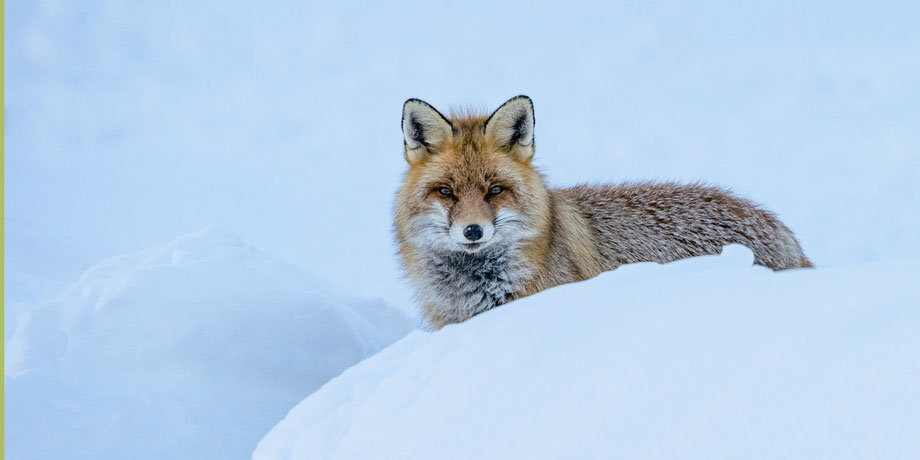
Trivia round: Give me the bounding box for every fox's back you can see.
[553,182,811,270]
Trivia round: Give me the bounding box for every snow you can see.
[4,1,920,459]
[4,228,415,460]
[254,245,920,460]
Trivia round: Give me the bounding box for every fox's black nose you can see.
[463,224,483,241]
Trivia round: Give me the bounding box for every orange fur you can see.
[395,96,811,329]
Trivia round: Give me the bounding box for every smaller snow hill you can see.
[5,228,415,460]
[255,245,920,460]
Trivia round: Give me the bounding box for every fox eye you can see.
[438,187,453,196]
[488,186,504,196]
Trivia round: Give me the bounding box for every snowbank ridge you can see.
[5,228,415,460]
[255,245,920,460]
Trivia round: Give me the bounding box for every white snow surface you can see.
[4,228,415,460]
[5,1,920,459]
[255,245,920,460]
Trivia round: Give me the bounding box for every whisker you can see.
[494,217,526,228]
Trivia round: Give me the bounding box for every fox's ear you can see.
[484,95,534,161]
[402,99,453,163]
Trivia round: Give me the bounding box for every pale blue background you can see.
[6,0,920,330]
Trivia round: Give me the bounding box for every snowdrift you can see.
[255,246,920,460]
[4,228,415,460]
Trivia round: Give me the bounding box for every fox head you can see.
[395,96,551,255]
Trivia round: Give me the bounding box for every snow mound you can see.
[255,245,920,460]
[4,228,415,460]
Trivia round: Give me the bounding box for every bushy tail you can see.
[770,224,813,270]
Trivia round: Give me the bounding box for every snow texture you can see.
[254,245,920,460]
[4,1,920,459]
[4,228,415,460]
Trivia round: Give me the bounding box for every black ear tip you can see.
[510,95,533,106]
[404,98,435,109]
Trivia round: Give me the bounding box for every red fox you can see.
[394,95,812,329]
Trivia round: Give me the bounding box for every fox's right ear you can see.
[402,99,454,163]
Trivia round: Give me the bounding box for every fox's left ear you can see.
[484,95,535,161]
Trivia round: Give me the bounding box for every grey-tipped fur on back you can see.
[557,182,811,271]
